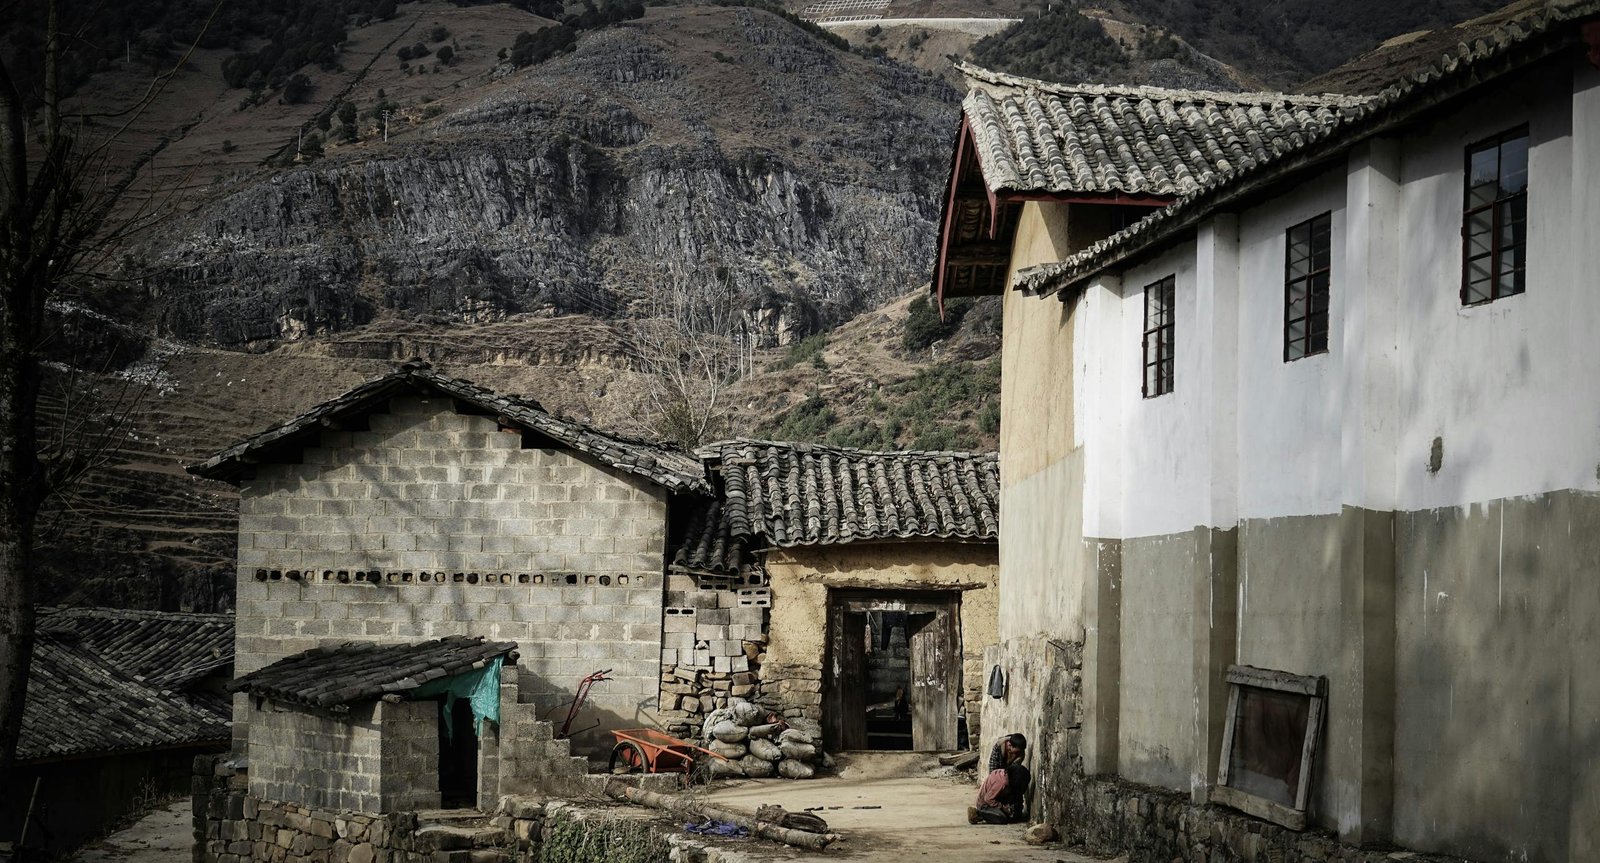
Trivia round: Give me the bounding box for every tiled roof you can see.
[672,500,743,575]
[228,636,517,713]
[958,62,1366,197]
[695,439,1000,550]
[20,637,229,762]
[39,607,233,689]
[1015,0,1600,296]
[188,361,709,494]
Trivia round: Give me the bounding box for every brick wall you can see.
[232,394,669,755]
[246,701,441,813]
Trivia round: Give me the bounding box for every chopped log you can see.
[607,784,840,851]
[938,751,980,770]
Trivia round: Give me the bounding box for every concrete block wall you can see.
[231,394,670,755]
[245,701,437,813]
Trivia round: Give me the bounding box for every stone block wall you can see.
[246,700,438,813]
[232,394,669,755]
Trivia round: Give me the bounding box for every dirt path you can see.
[699,754,1111,862]
[70,800,192,863]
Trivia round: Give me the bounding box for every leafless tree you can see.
[0,0,213,800]
[624,266,751,450]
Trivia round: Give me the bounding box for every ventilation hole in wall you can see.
[467,573,479,584]
[322,571,333,581]
[532,574,544,584]
[618,575,629,585]
[565,574,578,585]
[584,575,596,585]
[269,570,282,581]
[636,576,648,586]
[518,573,530,584]
[337,571,350,583]
[453,573,465,583]
[599,576,611,586]
[255,569,269,582]
[287,571,302,581]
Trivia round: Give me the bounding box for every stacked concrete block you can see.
[232,396,669,757]
[655,573,771,737]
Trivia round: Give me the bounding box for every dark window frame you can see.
[1142,276,1175,398]
[1283,212,1333,362]
[1461,125,1529,306]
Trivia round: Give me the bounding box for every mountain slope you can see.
[113,4,957,347]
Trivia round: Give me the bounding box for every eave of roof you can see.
[187,361,710,495]
[698,438,1001,549]
[228,636,517,714]
[1015,0,1600,297]
[955,61,1368,198]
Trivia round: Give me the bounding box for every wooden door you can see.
[908,607,960,751]
[826,607,868,750]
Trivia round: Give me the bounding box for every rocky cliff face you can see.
[137,7,957,348]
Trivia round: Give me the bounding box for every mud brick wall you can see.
[231,394,669,755]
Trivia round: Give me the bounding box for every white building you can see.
[935,2,1600,861]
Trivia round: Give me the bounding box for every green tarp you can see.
[408,655,504,740]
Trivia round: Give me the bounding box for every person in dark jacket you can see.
[968,733,1030,824]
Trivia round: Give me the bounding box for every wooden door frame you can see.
[823,588,963,751]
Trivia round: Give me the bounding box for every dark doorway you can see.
[437,699,478,808]
[824,590,961,752]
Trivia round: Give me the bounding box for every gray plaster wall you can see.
[1234,513,1347,830]
[1116,533,1195,790]
[1393,491,1600,863]
[232,394,669,755]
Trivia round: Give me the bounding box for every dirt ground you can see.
[696,753,1110,862]
[70,799,192,863]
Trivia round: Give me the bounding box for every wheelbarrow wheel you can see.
[609,741,648,775]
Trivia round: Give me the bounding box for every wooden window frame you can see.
[1283,212,1332,361]
[1461,125,1529,306]
[1141,275,1175,398]
[1210,664,1328,831]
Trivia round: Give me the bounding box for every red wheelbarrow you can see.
[608,728,728,777]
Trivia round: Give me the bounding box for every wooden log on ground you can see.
[606,784,841,851]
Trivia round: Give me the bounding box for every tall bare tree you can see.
[0,0,212,799]
[624,266,750,450]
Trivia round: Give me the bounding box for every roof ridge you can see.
[957,60,1370,108]
[41,605,232,624]
[704,436,998,461]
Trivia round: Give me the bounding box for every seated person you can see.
[968,733,1030,824]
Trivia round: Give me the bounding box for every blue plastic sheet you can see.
[408,655,503,740]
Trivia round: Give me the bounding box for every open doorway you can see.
[437,698,478,808]
[824,590,962,752]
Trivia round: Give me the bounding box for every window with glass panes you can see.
[1284,212,1331,361]
[1462,127,1528,305]
[1142,276,1175,398]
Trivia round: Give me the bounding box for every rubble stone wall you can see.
[232,394,669,755]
